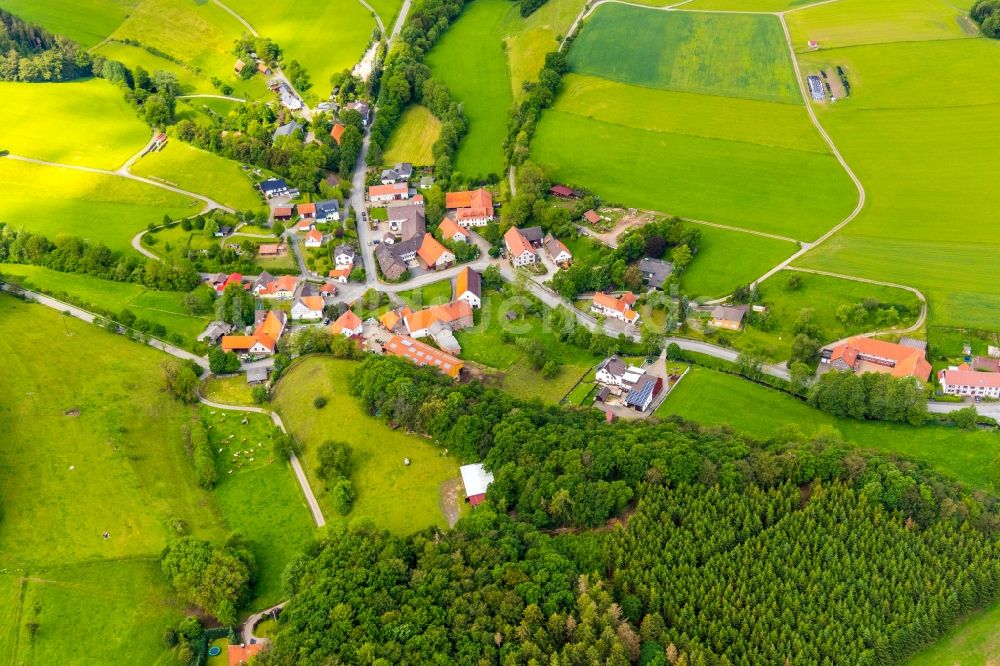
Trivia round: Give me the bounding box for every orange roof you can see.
[380,310,402,331]
[296,219,314,230]
[330,123,345,144]
[234,59,245,72]
[274,206,293,217]
[330,309,362,335]
[405,301,471,332]
[829,336,932,381]
[583,210,601,224]
[456,266,480,299]
[256,62,268,73]
[255,310,285,341]
[329,265,352,279]
[276,275,297,292]
[305,229,323,243]
[619,292,637,306]
[445,191,473,209]
[504,227,534,257]
[229,643,265,666]
[221,335,256,352]
[384,335,463,378]
[299,295,324,312]
[448,188,493,220]
[438,216,469,239]
[320,282,336,294]
[369,183,408,197]
[297,202,316,216]
[939,366,1000,389]
[417,234,451,266]
[593,292,639,323]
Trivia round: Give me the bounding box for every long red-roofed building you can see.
[938,364,1000,398]
[384,334,464,378]
[821,336,932,382]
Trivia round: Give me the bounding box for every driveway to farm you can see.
[240,602,286,645]
[198,391,326,527]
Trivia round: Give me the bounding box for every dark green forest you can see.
[252,356,1000,665]
[0,9,91,81]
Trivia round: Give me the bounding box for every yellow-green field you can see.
[227,0,376,97]
[382,105,442,167]
[505,0,588,97]
[131,141,264,211]
[679,225,797,298]
[0,159,200,253]
[0,0,136,47]
[94,40,214,96]
[273,356,462,534]
[0,80,150,169]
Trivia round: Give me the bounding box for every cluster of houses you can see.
[372,199,456,279]
[594,356,663,412]
[591,291,640,325]
[503,226,572,269]
[234,56,270,77]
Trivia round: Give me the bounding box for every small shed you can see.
[246,366,268,384]
[459,463,494,507]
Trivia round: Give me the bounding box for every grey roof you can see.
[638,257,673,288]
[381,168,400,181]
[334,244,356,259]
[394,162,413,178]
[316,199,339,216]
[458,267,481,298]
[246,366,268,383]
[899,336,927,351]
[598,356,627,377]
[595,386,610,401]
[711,305,749,324]
[625,376,657,409]
[200,321,232,342]
[253,271,275,289]
[387,203,426,241]
[375,244,407,279]
[543,233,570,259]
[521,226,544,243]
[390,235,423,259]
[272,121,301,140]
[260,178,287,193]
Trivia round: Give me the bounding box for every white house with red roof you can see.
[329,310,363,337]
[938,364,1000,398]
[591,292,640,324]
[368,182,409,204]
[291,295,325,320]
[503,227,537,267]
[304,229,324,248]
[438,216,471,243]
[446,188,494,227]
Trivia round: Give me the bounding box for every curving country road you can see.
[198,393,326,528]
[177,94,247,102]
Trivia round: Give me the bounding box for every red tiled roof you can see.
[330,123,345,144]
[274,206,293,217]
[417,234,451,266]
[504,227,534,257]
[384,334,463,378]
[255,310,285,341]
[229,643,265,666]
[829,336,932,381]
[583,210,601,224]
[438,216,469,239]
[298,295,324,312]
[369,183,408,197]
[297,202,316,216]
[305,229,323,243]
[330,309,362,335]
[939,366,1000,389]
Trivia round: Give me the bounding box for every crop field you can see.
[94,40,213,96]
[791,35,1000,329]
[731,270,922,360]
[131,141,264,211]
[786,0,973,50]
[273,356,460,535]
[427,0,514,178]
[0,80,150,169]
[383,105,442,167]
[683,0,820,9]
[569,7,800,103]
[679,225,797,298]
[109,0,265,100]
[504,0,587,96]
[532,110,855,240]
[200,407,315,608]
[227,0,376,97]
[657,366,1000,491]
[907,600,1000,665]
[0,0,136,47]
[0,264,210,343]
[0,297,228,662]
[0,160,199,253]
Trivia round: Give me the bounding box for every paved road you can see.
[3,284,210,369]
[177,94,247,102]
[928,401,1000,418]
[356,0,386,35]
[285,232,311,277]
[240,602,286,645]
[198,394,326,527]
[388,0,412,42]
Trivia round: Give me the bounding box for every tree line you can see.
[0,9,92,82]
[972,0,1000,37]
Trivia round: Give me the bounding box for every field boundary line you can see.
[780,266,928,336]
[212,0,258,35]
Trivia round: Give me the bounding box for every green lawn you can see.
[907,600,1000,665]
[786,0,973,50]
[0,264,210,344]
[0,0,136,47]
[791,36,1000,329]
[657,366,1000,491]
[199,407,315,609]
[94,40,213,95]
[143,223,220,263]
[678,225,797,299]
[0,159,200,254]
[682,0,820,9]
[131,141,264,212]
[202,375,258,406]
[505,0,588,97]
[0,296,228,663]
[426,0,514,177]
[272,356,461,535]
[383,105,442,167]
[397,279,454,308]
[729,269,923,361]
[0,80,150,169]
[569,6,800,103]
[227,0,376,99]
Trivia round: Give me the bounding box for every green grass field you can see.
[786,0,974,50]
[680,225,797,299]
[109,0,266,100]
[569,6,800,103]
[426,0,514,178]
[0,264,210,344]
[383,105,442,167]
[0,0,136,47]
[725,270,922,360]
[657,366,1000,491]
[397,279,454,308]
[907,600,1000,665]
[532,110,855,240]
[200,407,315,608]
[0,159,200,253]
[202,375,258,406]
[272,356,461,534]
[505,0,587,96]
[131,141,264,211]
[227,0,376,98]
[0,296,227,663]
[683,0,821,9]
[0,80,151,169]
[791,36,1000,329]
[94,40,214,96]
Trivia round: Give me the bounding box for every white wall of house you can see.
[510,250,536,266]
[458,292,481,309]
[291,304,323,320]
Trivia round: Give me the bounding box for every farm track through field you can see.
[177,94,247,102]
